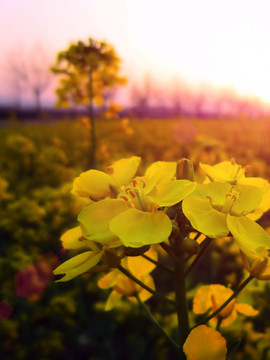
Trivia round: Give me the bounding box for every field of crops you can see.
[1,116,270,359]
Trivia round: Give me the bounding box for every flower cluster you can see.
[53,156,270,358]
[54,156,196,281]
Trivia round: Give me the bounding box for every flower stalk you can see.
[117,264,175,306]
[173,234,190,359]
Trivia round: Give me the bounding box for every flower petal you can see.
[182,196,228,238]
[53,251,103,282]
[148,180,196,207]
[110,208,172,248]
[98,269,119,289]
[200,161,245,183]
[232,185,262,216]
[71,170,113,200]
[227,215,270,256]
[183,325,227,360]
[60,226,84,249]
[128,248,158,276]
[105,290,122,311]
[78,199,129,245]
[138,275,155,302]
[108,156,141,187]
[143,161,177,193]
[235,303,259,316]
[193,285,212,314]
[191,182,231,208]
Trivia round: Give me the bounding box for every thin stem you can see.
[174,253,190,359]
[118,265,175,306]
[89,69,97,169]
[135,294,180,352]
[196,275,254,327]
[184,237,212,278]
[216,317,222,331]
[141,254,173,274]
[172,232,190,359]
[194,232,203,242]
[160,242,178,261]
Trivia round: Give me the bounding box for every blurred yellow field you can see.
[1,116,270,359]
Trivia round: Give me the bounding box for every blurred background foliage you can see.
[1,116,270,359]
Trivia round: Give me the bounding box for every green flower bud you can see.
[177,158,194,181]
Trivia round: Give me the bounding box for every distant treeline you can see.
[0,105,228,122]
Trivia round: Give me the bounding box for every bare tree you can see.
[129,73,155,116]
[7,44,53,111]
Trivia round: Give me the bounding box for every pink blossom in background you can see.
[0,300,13,319]
[14,253,59,300]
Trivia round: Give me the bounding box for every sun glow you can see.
[1,0,270,104]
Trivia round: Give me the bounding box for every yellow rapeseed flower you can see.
[71,156,141,200]
[200,159,270,220]
[78,160,196,248]
[182,182,270,256]
[241,247,270,280]
[98,248,157,310]
[193,284,258,327]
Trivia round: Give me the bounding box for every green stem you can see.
[118,265,175,306]
[135,294,180,352]
[160,242,178,261]
[184,237,211,278]
[196,275,254,327]
[216,317,222,331]
[173,233,190,359]
[141,253,173,274]
[89,69,97,169]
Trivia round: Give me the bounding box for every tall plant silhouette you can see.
[51,38,126,168]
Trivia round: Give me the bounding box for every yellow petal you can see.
[232,185,262,216]
[60,226,84,249]
[138,274,155,302]
[78,199,129,245]
[258,264,270,280]
[108,156,141,187]
[210,285,234,318]
[105,290,122,311]
[192,182,231,209]
[128,248,158,277]
[114,273,136,296]
[193,285,212,314]
[182,196,228,238]
[210,309,237,328]
[200,161,245,183]
[235,303,259,316]
[98,269,119,289]
[183,325,227,360]
[110,208,172,248]
[71,169,113,200]
[148,180,196,207]
[53,251,103,282]
[239,177,269,191]
[143,161,177,193]
[246,181,270,220]
[227,215,270,256]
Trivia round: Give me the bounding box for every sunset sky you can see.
[1,0,270,105]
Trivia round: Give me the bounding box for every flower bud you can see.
[180,238,200,255]
[177,158,194,181]
[124,245,150,257]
